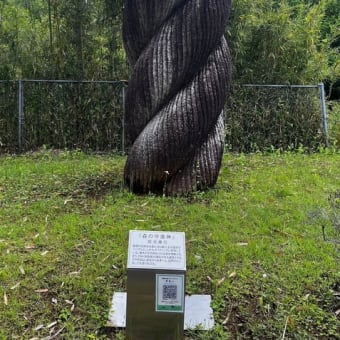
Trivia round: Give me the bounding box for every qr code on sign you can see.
[162,285,177,300]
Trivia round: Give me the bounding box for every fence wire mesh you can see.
[225,85,328,152]
[0,81,18,152]
[0,80,337,153]
[328,101,340,148]
[1,80,125,153]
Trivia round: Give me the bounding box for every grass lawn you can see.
[0,149,339,339]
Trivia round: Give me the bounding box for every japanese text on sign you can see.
[127,231,186,270]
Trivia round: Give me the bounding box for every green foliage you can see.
[0,1,48,78]
[228,0,337,84]
[0,0,128,80]
[0,0,338,84]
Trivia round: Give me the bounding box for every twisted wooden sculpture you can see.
[123,0,231,195]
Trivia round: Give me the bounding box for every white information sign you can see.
[127,230,186,270]
[156,274,185,313]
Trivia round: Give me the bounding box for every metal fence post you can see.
[18,80,24,151]
[122,84,126,154]
[318,82,329,147]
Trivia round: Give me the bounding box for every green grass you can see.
[0,149,339,339]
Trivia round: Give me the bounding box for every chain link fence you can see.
[0,81,18,152]
[0,80,337,154]
[1,80,126,153]
[225,84,332,152]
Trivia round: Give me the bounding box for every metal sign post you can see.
[18,80,24,151]
[318,82,329,147]
[126,230,186,340]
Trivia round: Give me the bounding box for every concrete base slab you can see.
[108,292,214,330]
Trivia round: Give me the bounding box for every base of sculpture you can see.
[108,292,214,331]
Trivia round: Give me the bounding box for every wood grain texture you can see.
[123,0,232,195]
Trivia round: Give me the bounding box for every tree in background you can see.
[228,0,338,84]
[0,0,48,79]
[46,0,127,79]
[0,0,128,80]
[0,0,337,84]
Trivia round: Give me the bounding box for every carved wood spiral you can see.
[123,0,231,195]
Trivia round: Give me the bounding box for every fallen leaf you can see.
[25,244,37,249]
[10,282,20,290]
[101,254,110,262]
[185,238,198,244]
[302,293,310,301]
[64,199,72,205]
[69,268,82,275]
[35,289,49,293]
[46,321,57,329]
[222,309,232,325]
[3,293,8,305]
[217,277,226,286]
[48,326,65,338]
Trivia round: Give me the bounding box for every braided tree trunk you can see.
[123,0,231,196]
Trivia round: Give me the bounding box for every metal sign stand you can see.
[126,230,186,340]
[108,230,214,339]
